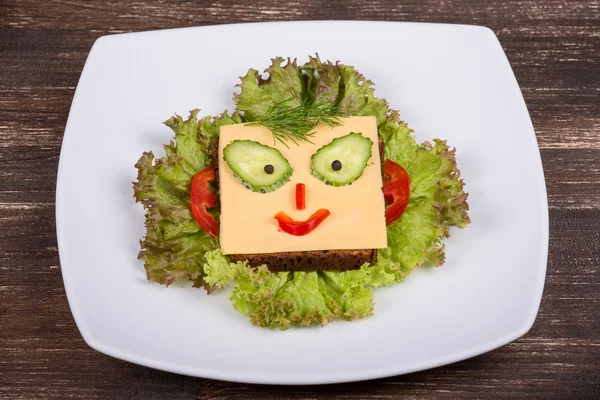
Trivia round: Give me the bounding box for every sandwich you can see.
[211,118,387,272]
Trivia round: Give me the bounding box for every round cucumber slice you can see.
[223,140,293,193]
[311,132,373,186]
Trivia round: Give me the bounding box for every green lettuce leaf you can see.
[336,65,392,127]
[234,57,303,121]
[379,125,471,271]
[301,55,392,127]
[302,54,340,105]
[203,250,374,329]
[133,110,240,287]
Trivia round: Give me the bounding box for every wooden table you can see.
[1,1,598,398]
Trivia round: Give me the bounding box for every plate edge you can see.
[54,23,550,385]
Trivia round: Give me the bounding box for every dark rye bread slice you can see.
[211,135,385,272]
[229,250,378,272]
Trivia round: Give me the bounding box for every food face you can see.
[134,56,470,329]
[218,116,388,255]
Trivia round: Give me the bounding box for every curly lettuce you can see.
[133,111,241,287]
[234,57,304,121]
[134,55,469,329]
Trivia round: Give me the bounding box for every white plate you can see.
[56,21,548,384]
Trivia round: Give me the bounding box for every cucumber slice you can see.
[311,132,373,186]
[223,140,293,193]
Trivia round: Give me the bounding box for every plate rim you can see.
[56,20,549,385]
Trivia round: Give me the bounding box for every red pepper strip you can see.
[274,209,331,236]
[190,166,218,238]
[295,183,306,210]
[382,160,410,225]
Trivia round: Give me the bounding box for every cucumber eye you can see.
[311,132,373,186]
[223,140,293,193]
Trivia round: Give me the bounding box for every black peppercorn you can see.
[264,164,275,174]
[331,160,342,171]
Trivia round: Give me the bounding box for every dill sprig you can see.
[252,99,342,147]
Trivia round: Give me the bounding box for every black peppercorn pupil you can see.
[264,164,275,174]
[331,160,342,171]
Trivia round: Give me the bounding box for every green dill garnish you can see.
[252,99,342,147]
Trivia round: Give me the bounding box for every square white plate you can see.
[56,21,548,384]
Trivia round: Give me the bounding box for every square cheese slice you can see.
[218,116,387,255]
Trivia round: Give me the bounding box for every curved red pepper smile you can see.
[274,208,331,236]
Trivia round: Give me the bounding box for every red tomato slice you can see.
[190,166,218,238]
[382,160,410,225]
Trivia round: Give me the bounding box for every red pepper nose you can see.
[295,183,306,210]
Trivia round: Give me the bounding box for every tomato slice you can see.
[274,209,330,236]
[295,183,306,210]
[383,159,410,184]
[382,160,410,225]
[190,166,218,238]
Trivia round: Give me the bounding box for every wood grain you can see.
[1,0,599,398]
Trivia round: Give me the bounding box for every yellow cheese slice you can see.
[218,116,387,255]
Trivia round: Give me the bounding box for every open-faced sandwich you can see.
[134,55,470,329]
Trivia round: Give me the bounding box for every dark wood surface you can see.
[1,1,599,398]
